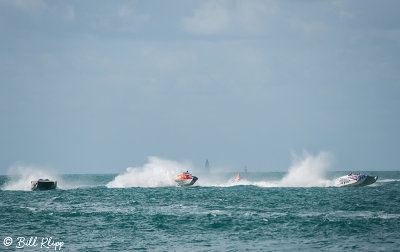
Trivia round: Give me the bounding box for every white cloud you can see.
[289,15,326,34]
[117,5,151,23]
[117,5,134,18]
[181,0,275,36]
[139,44,197,74]
[331,0,353,20]
[331,0,345,8]
[6,0,46,15]
[339,10,353,19]
[234,0,274,34]
[181,1,230,35]
[64,6,75,22]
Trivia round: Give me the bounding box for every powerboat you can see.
[335,173,378,187]
[174,171,198,187]
[235,173,242,182]
[31,179,57,191]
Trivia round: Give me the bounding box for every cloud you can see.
[117,5,134,18]
[290,16,326,34]
[338,10,353,19]
[5,0,46,15]
[181,0,275,36]
[331,0,353,20]
[117,4,151,23]
[331,0,345,8]
[234,0,273,34]
[181,1,230,35]
[64,6,75,22]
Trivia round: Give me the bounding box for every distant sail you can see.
[244,166,248,173]
[205,159,210,172]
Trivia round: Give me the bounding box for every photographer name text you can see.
[3,236,64,250]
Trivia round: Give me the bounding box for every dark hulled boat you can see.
[31,179,57,191]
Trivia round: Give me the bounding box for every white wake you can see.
[107,156,193,188]
[277,151,334,187]
[200,151,335,188]
[2,163,59,191]
[107,152,335,188]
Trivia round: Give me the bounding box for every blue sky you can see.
[0,0,399,174]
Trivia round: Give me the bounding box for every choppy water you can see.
[1,171,399,251]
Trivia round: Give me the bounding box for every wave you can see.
[106,157,193,188]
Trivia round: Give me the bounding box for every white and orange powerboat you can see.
[174,171,198,187]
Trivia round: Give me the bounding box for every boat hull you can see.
[31,180,57,191]
[175,177,198,187]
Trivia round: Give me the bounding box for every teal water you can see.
[1,172,399,251]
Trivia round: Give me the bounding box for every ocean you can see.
[1,166,399,251]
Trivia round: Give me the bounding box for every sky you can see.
[0,0,399,174]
